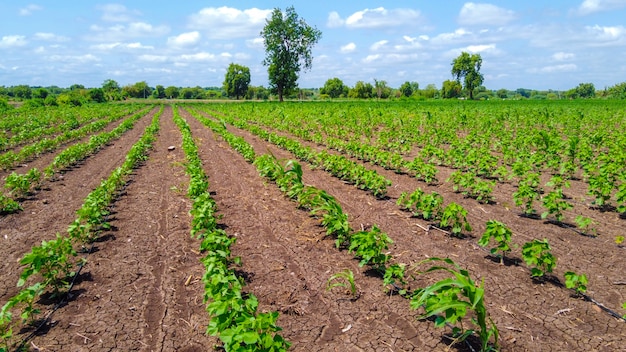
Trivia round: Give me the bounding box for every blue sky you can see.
[1,1,625,90]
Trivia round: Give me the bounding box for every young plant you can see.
[616,236,625,246]
[326,269,358,299]
[521,239,556,278]
[383,263,407,295]
[348,225,392,270]
[541,188,572,223]
[439,202,472,237]
[513,172,541,216]
[478,220,513,264]
[419,192,444,221]
[18,234,77,294]
[564,271,588,296]
[0,194,22,214]
[574,215,597,237]
[410,257,499,352]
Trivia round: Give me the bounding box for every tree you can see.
[13,85,32,100]
[32,88,49,100]
[349,81,373,99]
[451,52,484,100]
[321,77,348,98]
[223,63,251,100]
[374,79,391,99]
[88,88,106,103]
[441,80,462,99]
[400,81,418,98]
[261,6,322,102]
[422,84,438,99]
[102,79,121,101]
[574,82,595,98]
[153,85,165,99]
[164,86,179,99]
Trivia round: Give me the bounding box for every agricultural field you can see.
[1,100,625,351]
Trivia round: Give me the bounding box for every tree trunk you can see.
[278,85,284,102]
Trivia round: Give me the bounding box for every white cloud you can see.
[465,44,497,53]
[370,40,388,51]
[458,3,516,26]
[340,42,356,53]
[528,64,578,74]
[573,0,626,16]
[48,54,100,63]
[188,7,271,39]
[19,4,42,16]
[432,28,473,44]
[0,35,28,48]
[177,52,217,62]
[552,52,575,61]
[33,32,69,42]
[97,4,141,22]
[90,42,154,51]
[363,54,381,63]
[138,54,169,62]
[88,22,170,42]
[327,12,344,28]
[339,7,422,29]
[245,37,264,49]
[586,24,626,41]
[167,31,201,47]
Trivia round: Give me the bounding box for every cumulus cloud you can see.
[586,24,626,41]
[552,52,575,61]
[167,31,201,47]
[327,12,344,28]
[370,40,388,51]
[19,4,42,16]
[33,32,69,42]
[177,52,217,62]
[528,64,578,73]
[245,37,264,49]
[138,54,169,62]
[331,7,422,29]
[97,4,141,22]
[458,3,516,26]
[188,7,271,39]
[90,42,154,51]
[573,0,626,16]
[47,54,100,63]
[88,22,170,42]
[0,35,28,48]
[340,42,356,53]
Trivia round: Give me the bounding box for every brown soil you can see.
[1,104,624,351]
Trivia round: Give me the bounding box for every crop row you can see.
[0,104,142,152]
[188,106,391,198]
[0,106,162,352]
[173,106,289,351]
[1,106,154,214]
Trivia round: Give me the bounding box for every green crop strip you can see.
[172,106,289,351]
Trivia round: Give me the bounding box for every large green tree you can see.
[223,63,251,100]
[441,79,462,99]
[451,52,484,100]
[321,77,348,98]
[261,6,322,102]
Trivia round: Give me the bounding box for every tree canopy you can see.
[223,63,251,100]
[321,77,348,98]
[451,52,484,100]
[261,6,322,102]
